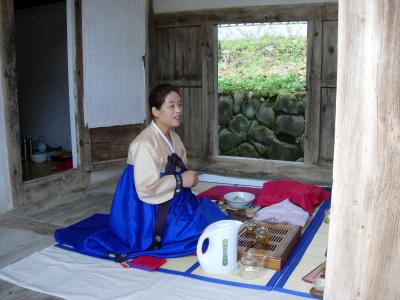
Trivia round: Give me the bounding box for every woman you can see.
[54,84,227,261]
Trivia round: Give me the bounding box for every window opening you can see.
[217,22,307,162]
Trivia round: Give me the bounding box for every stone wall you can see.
[218,92,305,161]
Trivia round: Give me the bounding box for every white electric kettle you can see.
[196,220,243,274]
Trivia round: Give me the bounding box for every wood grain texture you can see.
[305,19,337,165]
[179,87,204,156]
[189,156,332,185]
[305,20,322,164]
[73,0,86,171]
[0,0,23,206]
[202,22,218,157]
[319,88,336,162]
[321,20,338,81]
[326,1,400,299]
[90,124,145,162]
[155,3,338,27]
[153,25,205,157]
[21,168,89,207]
[154,26,202,82]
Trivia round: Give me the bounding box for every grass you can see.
[218,35,307,97]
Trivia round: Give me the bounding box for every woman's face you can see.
[152,91,182,131]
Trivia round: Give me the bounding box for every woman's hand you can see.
[181,170,198,188]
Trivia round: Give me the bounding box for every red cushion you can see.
[253,180,330,213]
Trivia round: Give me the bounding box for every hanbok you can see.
[54,122,227,261]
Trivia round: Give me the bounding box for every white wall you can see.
[0,53,13,213]
[15,2,72,151]
[154,0,337,13]
[82,0,146,128]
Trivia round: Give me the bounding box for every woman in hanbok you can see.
[54,84,227,261]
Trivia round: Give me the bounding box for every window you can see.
[217,22,307,162]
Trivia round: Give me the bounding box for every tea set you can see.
[196,191,268,279]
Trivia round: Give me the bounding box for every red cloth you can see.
[125,256,167,271]
[253,180,331,213]
[197,185,261,202]
[56,158,73,171]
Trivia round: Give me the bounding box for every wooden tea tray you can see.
[237,222,301,270]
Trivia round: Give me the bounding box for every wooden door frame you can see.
[153,3,338,184]
[0,0,89,208]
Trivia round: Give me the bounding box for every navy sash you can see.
[151,153,187,249]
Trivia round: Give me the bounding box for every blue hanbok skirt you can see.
[54,165,227,260]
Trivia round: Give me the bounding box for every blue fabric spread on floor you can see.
[54,165,227,260]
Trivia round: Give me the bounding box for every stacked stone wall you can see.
[218,92,305,161]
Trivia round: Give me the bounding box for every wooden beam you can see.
[202,22,217,157]
[155,3,338,28]
[89,124,144,163]
[304,20,322,164]
[190,156,332,185]
[156,79,202,87]
[21,168,89,207]
[73,0,86,170]
[326,1,400,299]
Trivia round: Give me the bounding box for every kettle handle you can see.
[196,232,208,262]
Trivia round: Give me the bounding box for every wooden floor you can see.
[21,160,73,182]
[0,181,116,299]
[0,180,216,299]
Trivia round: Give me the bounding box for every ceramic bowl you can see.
[224,192,255,209]
[31,153,47,163]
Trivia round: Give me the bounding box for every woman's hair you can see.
[148,84,180,118]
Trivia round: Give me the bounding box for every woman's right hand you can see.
[181,170,198,188]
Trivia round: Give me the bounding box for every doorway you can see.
[14,0,74,181]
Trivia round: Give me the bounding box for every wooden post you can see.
[326,1,400,299]
[0,0,23,207]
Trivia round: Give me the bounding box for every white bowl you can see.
[224,192,255,209]
[31,153,47,163]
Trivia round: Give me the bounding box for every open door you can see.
[80,0,147,170]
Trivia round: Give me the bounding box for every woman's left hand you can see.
[182,170,198,188]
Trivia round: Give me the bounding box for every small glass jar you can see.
[236,251,262,279]
[255,226,270,244]
[245,220,257,232]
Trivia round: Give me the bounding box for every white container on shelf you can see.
[31,152,47,163]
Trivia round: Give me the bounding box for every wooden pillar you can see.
[326,1,400,299]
